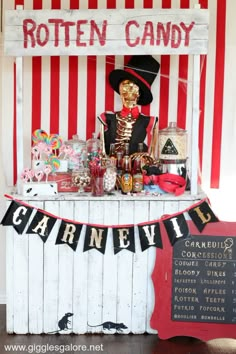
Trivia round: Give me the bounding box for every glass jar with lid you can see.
[158,122,187,162]
[65,134,87,171]
[86,132,102,162]
[103,160,117,194]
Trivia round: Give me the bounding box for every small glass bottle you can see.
[138,142,144,153]
[109,143,117,167]
[116,151,123,177]
[132,156,143,193]
[124,142,130,156]
[121,155,132,194]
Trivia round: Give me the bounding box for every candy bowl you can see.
[72,168,91,193]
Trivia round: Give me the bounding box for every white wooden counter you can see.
[6,191,205,334]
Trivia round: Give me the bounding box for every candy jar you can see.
[158,122,189,182]
[86,132,102,163]
[64,135,87,171]
[158,122,187,162]
[72,167,91,193]
[104,160,117,194]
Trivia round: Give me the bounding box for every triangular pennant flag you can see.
[161,138,178,155]
[1,200,34,234]
[162,213,189,245]
[83,225,108,254]
[138,222,163,252]
[26,210,57,243]
[113,226,135,254]
[56,221,82,251]
[188,200,219,232]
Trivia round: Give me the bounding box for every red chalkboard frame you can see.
[150,220,236,341]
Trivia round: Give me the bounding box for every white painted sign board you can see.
[4,9,209,56]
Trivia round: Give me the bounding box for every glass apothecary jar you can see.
[86,132,102,163]
[65,135,87,171]
[158,122,187,162]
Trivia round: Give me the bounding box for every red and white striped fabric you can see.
[1,0,234,203]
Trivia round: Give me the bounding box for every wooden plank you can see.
[116,200,134,334]
[15,56,23,193]
[4,40,209,57]
[131,200,149,334]
[43,200,60,334]
[191,54,201,195]
[5,9,210,25]
[73,200,89,334]
[147,200,165,334]
[28,200,44,334]
[13,215,29,333]
[102,200,119,334]
[87,200,104,334]
[6,203,14,334]
[57,201,74,334]
[4,8,209,56]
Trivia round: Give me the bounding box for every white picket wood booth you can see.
[4,6,209,334]
[6,192,205,334]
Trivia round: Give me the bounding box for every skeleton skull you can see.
[119,80,140,108]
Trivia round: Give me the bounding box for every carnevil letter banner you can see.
[1,196,219,253]
[4,9,209,56]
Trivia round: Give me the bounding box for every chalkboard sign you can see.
[172,235,236,324]
[150,221,236,341]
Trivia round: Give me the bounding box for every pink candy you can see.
[21,168,34,182]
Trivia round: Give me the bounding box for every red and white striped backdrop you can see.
[1,0,236,218]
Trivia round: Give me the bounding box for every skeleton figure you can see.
[98,55,160,155]
[114,80,139,151]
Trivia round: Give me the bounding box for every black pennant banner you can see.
[83,225,108,254]
[1,197,220,253]
[138,222,162,251]
[56,221,83,251]
[113,226,135,254]
[162,213,190,245]
[26,210,57,243]
[188,200,219,232]
[0,200,34,234]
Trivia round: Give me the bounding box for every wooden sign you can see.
[4,8,209,56]
[151,221,236,341]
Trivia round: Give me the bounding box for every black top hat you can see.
[109,55,160,106]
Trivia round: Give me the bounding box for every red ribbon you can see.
[120,106,139,118]
[143,173,187,196]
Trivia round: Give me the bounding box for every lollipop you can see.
[31,146,40,160]
[32,129,48,145]
[46,134,63,156]
[21,171,30,183]
[44,165,52,182]
[34,170,44,182]
[43,145,53,156]
[47,155,60,173]
[21,168,34,182]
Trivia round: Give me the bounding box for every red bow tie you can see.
[120,106,139,118]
